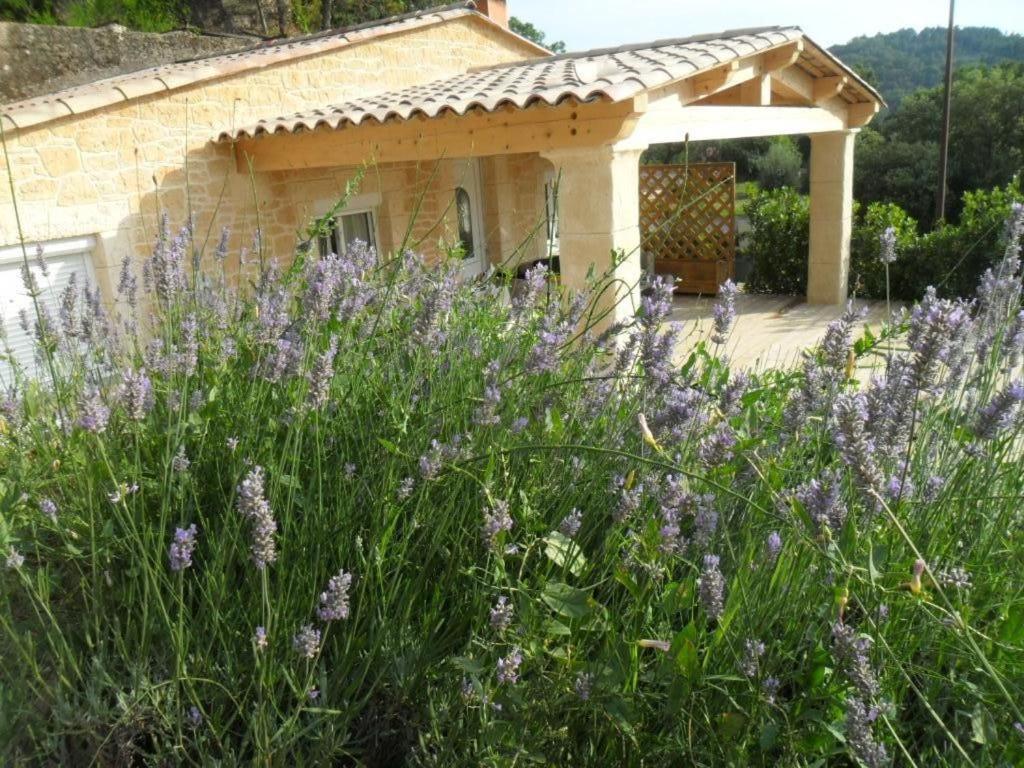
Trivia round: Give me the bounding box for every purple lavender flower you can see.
[821,302,867,372]
[117,368,153,421]
[762,676,781,704]
[740,639,766,678]
[172,446,190,473]
[186,706,203,728]
[397,476,415,500]
[614,484,643,523]
[765,531,782,565]
[877,604,890,622]
[58,273,79,340]
[906,288,971,389]
[831,622,879,699]
[834,392,883,499]
[699,554,725,622]
[937,566,971,590]
[1015,721,1024,739]
[418,440,444,480]
[489,595,514,631]
[254,625,268,650]
[482,500,513,551]
[236,466,277,569]
[293,624,321,659]
[5,546,24,570]
[39,498,58,522]
[974,380,1024,439]
[719,372,750,416]
[698,423,737,467]
[178,314,198,376]
[226,436,239,452]
[215,227,230,262]
[574,672,594,701]
[558,508,582,538]
[77,390,110,434]
[317,568,353,621]
[878,226,898,265]
[710,279,738,345]
[496,648,523,685]
[168,524,198,572]
[307,688,319,701]
[659,505,684,555]
[474,360,502,427]
[845,697,890,768]
[692,500,719,552]
[116,255,138,309]
[307,336,339,410]
[510,416,529,433]
[794,473,847,536]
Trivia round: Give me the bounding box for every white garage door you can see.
[0,237,95,385]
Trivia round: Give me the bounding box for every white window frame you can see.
[0,235,98,383]
[0,235,98,270]
[312,193,382,256]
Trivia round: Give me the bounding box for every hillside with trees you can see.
[832,26,1024,108]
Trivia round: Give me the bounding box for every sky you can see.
[508,0,1024,50]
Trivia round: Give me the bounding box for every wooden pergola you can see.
[224,30,883,325]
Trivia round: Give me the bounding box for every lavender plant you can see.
[0,199,1022,767]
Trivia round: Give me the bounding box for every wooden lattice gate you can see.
[639,163,736,295]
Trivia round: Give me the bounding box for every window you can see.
[455,186,475,259]
[544,178,560,255]
[0,236,96,383]
[312,193,380,258]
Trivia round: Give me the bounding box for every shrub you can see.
[849,201,918,299]
[743,186,810,295]
[744,179,1022,300]
[2,205,1024,765]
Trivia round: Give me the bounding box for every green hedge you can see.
[742,179,1022,299]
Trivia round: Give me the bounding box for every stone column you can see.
[807,129,856,304]
[541,145,644,328]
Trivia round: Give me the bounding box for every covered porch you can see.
[220,26,882,325]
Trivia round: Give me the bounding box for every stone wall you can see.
[0,15,544,300]
[0,22,256,103]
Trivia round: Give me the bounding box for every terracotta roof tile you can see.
[1,3,535,131]
[224,26,875,140]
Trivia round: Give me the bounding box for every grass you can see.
[0,202,1022,766]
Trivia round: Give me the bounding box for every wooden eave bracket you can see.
[847,101,880,128]
[813,75,848,101]
[761,40,803,73]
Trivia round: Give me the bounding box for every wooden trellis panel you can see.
[639,162,736,295]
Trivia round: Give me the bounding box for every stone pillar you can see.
[807,129,856,304]
[541,145,644,328]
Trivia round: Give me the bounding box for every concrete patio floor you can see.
[671,292,896,370]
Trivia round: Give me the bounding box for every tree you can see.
[509,16,565,53]
[856,62,1024,228]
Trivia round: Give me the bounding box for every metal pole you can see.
[936,0,955,222]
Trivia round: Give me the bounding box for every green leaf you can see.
[450,656,484,675]
[376,438,401,455]
[604,696,636,734]
[541,581,591,620]
[543,619,572,636]
[543,531,587,576]
[718,712,747,741]
[759,722,780,750]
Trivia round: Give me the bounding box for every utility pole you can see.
[935,0,955,223]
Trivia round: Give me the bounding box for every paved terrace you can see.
[671,293,896,371]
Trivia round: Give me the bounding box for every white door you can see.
[455,160,487,279]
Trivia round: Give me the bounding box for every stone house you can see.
[0,0,882,378]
